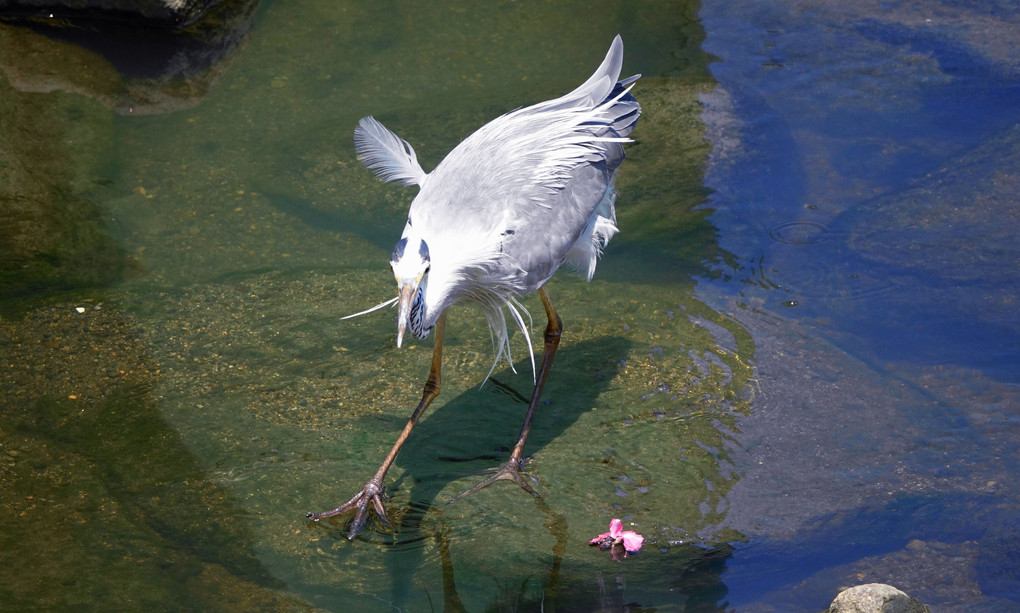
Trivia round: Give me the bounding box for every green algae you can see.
[0,0,752,608]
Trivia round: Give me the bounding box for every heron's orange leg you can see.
[448,286,561,503]
[307,312,447,539]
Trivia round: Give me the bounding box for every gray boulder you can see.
[828,584,930,613]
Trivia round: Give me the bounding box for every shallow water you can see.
[1,0,1018,611]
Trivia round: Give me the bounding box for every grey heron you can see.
[308,35,641,539]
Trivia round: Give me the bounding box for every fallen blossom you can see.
[590,518,644,558]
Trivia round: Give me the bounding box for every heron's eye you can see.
[424,265,431,275]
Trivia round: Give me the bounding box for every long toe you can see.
[346,497,372,540]
[306,490,363,521]
[307,479,390,540]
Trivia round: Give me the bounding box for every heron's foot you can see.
[447,458,540,504]
[306,478,391,540]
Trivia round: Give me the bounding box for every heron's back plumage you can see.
[416,35,640,295]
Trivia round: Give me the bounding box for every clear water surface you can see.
[1,0,1017,611]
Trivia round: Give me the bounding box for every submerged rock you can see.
[828,583,930,613]
[0,0,216,28]
[0,0,259,115]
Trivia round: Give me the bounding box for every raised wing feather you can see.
[415,73,639,236]
[354,116,428,187]
[530,34,625,112]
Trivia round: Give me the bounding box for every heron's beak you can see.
[395,281,416,348]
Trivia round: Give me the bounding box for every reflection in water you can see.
[701,0,1020,376]
[433,502,737,613]
[699,0,1020,610]
[432,500,568,612]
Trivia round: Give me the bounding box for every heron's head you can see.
[390,233,430,347]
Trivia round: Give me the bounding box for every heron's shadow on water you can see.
[387,335,630,519]
[322,338,624,546]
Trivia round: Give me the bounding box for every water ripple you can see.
[768,220,844,245]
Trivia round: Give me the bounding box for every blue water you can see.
[697,1,1020,609]
[701,5,1020,382]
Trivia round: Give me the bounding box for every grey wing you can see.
[410,35,640,282]
[507,155,620,289]
[416,38,640,223]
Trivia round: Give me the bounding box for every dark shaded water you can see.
[1,0,1018,611]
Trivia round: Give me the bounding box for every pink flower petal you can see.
[621,531,644,553]
[593,519,645,554]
